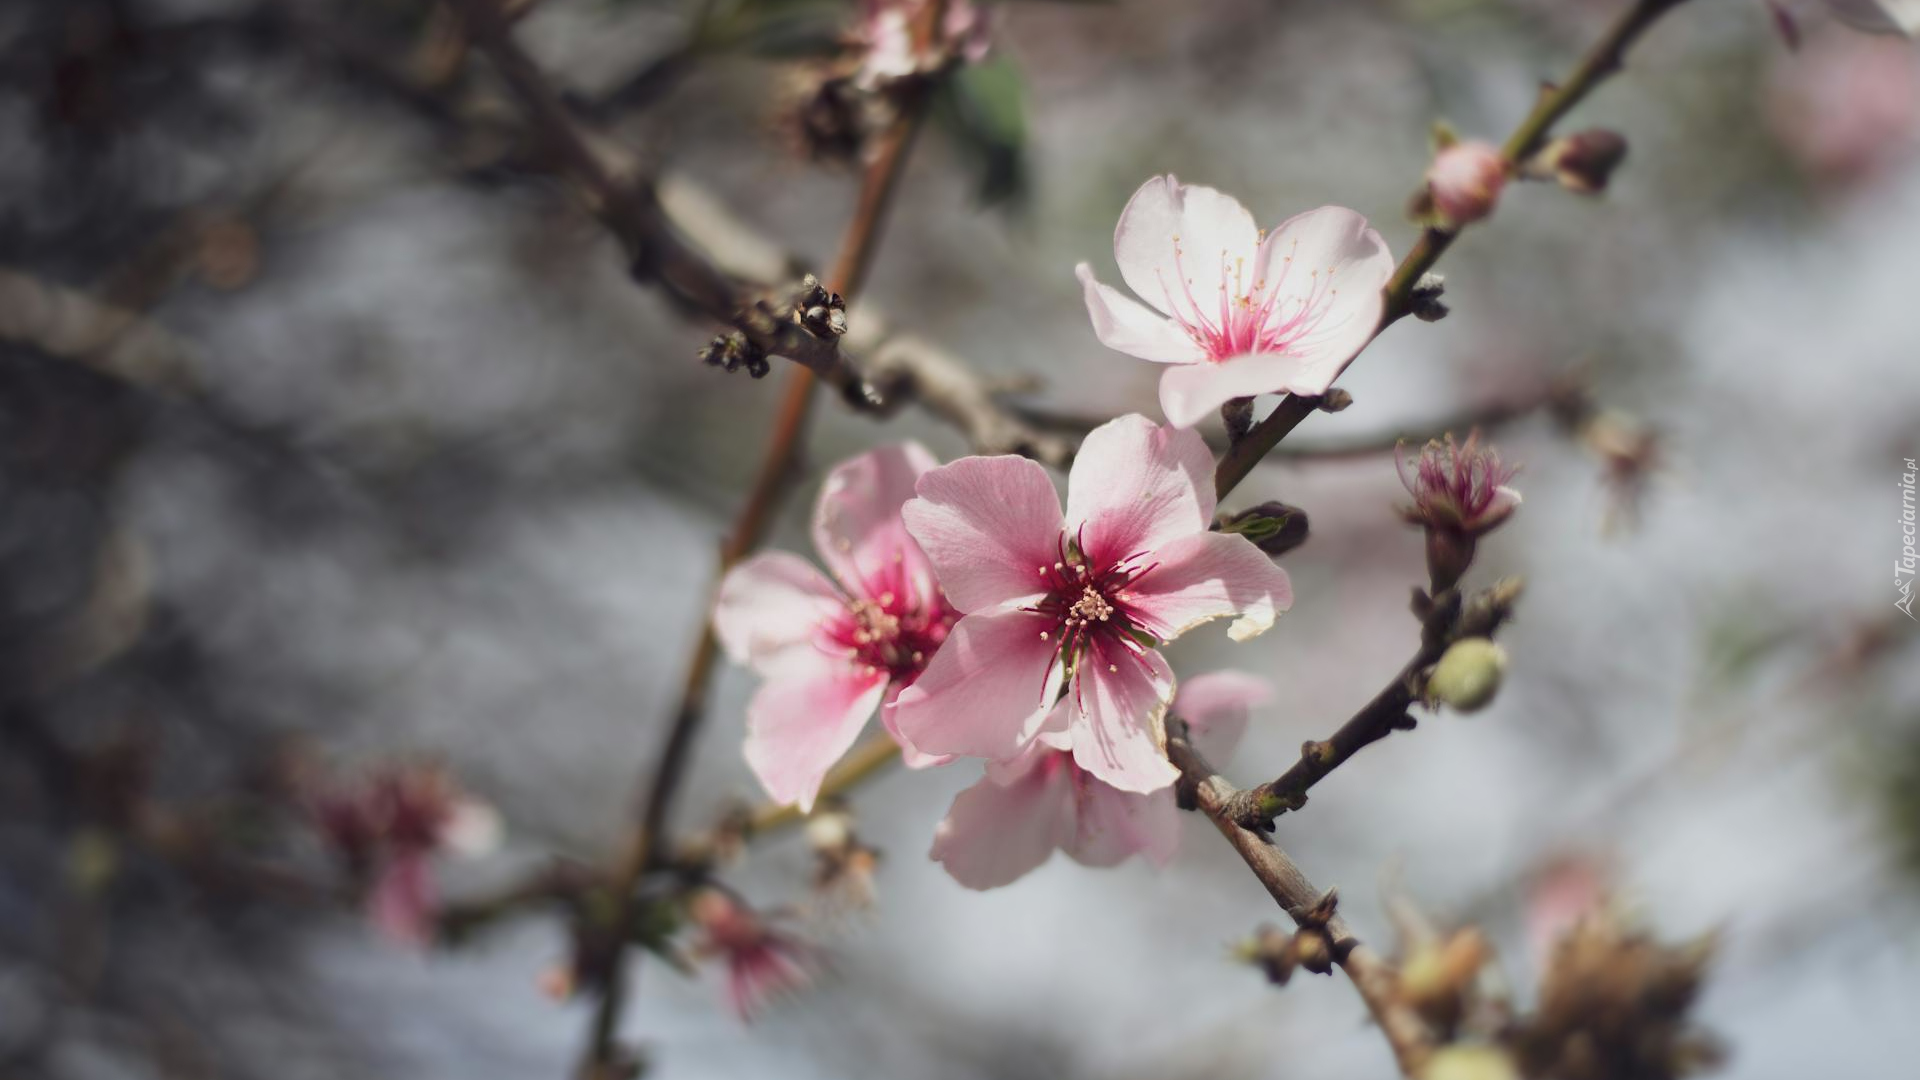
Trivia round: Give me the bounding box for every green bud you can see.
[1219,502,1310,557]
[1427,637,1508,713]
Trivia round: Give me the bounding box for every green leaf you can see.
[938,57,1031,208]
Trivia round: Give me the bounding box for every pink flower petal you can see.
[368,851,437,947]
[1156,352,1322,429]
[1252,205,1394,395]
[1067,641,1178,794]
[931,745,1076,889]
[1113,176,1259,318]
[878,685,954,769]
[1064,415,1215,566]
[1172,670,1275,764]
[1068,781,1180,869]
[889,609,1064,761]
[1076,263,1207,364]
[743,667,890,811]
[903,454,1064,613]
[1125,531,1293,643]
[714,553,844,676]
[811,442,941,599]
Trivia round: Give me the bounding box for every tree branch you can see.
[1222,578,1524,833]
[422,4,951,1069]
[1215,0,1695,501]
[1167,724,1436,1077]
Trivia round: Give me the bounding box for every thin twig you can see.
[1167,724,1436,1077]
[1214,0,1694,501]
[1223,578,1524,833]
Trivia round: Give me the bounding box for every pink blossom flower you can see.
[308,763,500,947]
[1767,32,1919,188]
[1825,0,1920,36]
[714,443,957,811]
[687,889,815,1022]
[1425,140,1508,226]
[1076,176,1394,428]
[931,671,1273,889]
[856,0,992,90]
[891,415,1293,793]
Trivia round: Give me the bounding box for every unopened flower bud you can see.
[1288,928,1335,976]
[1219,502,1310,558]
[1534,129,1629,195]
[1427,638,1508,713]
[1420,1045,1522,1080]
[1237,924,1298,985]
[1398,927,1492,1025]
[1425,140,1508,227]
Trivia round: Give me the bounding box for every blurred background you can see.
[3,0,1919,1077]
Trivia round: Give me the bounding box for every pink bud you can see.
[1425,140,1508,227]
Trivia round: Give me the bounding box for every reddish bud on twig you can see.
[1424,140,1509,227]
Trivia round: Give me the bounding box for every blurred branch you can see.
[304,0,1067,464]
[0,269,197,388]
[1167,725,1437,1077]
[1215,0,1695,499]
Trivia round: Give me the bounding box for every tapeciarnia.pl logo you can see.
[1900,458,1918,621]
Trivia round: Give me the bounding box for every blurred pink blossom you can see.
[1425,140,1509,226]
[714,443,956,811]
[1767,32,1920,188]
[856,0,992,90]
[309,763,499,947]
[1076,176,1394,428]
[931,671,1273,889]
[892,415,1292,794]
[687,890,815,1022]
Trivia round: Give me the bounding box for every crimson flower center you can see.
[825,560,953,686]
[1023,530,1162,702]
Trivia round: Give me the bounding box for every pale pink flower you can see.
[1767,32,1920,187]
[1425,140,1508,226]
[1825,0,1920,36]
[714,443,956,811]
[687,889,815,1022]
[931,671,1273,889]
[1076,176,1394,428]
[891,415,1293,793]
[308,762,500,947]
[855,0,992,90]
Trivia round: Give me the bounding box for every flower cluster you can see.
[703,177,1398,1018]
[307,762,499,946]
[715,416,1292,884]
